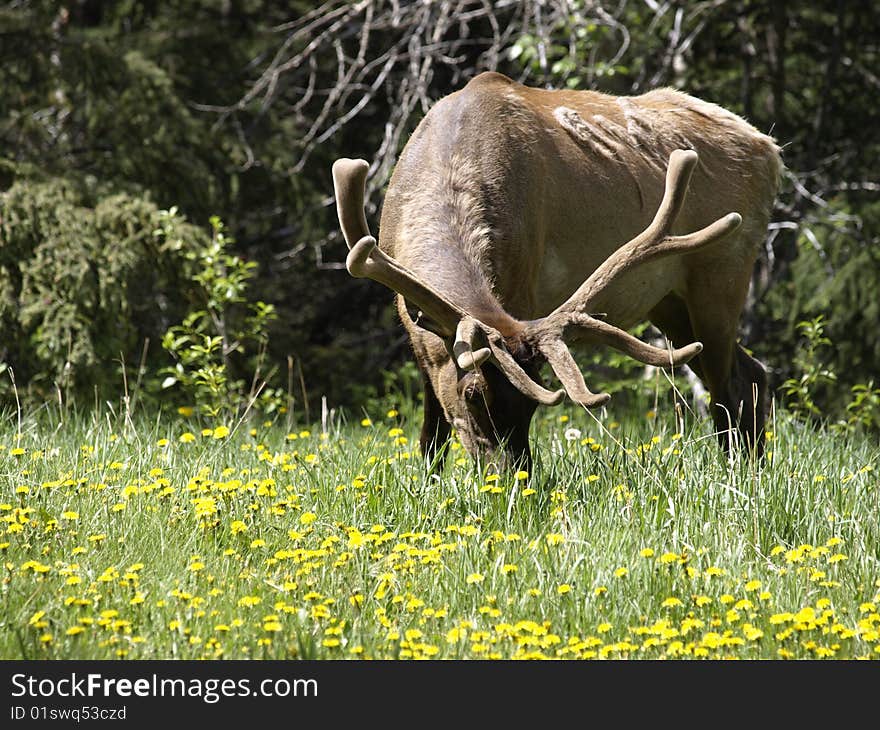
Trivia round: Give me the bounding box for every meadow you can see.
[1,391,878,661]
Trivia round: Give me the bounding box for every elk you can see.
[332,71,782,471]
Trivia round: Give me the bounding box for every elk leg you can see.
[684,280,767,458]
[650,292,766,456]
[729,344,768,456]
[649,294,705,381]
[419,370,452,467]
[648,294,707,418]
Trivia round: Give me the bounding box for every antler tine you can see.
[453,317,564,405]
[485,335,566,406]
[331,158,371,249]
[565,313,704,367]
[453,318,492,371]
[538,337,611,408]
[332,158,468,337]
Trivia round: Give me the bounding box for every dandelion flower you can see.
[230,520,247,535]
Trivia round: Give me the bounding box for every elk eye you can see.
[458,372,490,403]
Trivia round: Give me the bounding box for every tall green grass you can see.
[1,394,878,660]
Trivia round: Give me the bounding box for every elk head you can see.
[332,150,742,470]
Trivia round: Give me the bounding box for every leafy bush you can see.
[160,214,285,418]
[0,179,206,402]
[759,199,880,428]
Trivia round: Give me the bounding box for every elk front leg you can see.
[419,370,451,468]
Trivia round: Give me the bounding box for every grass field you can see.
[2,393,878,660]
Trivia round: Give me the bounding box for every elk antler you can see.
[332,158,566,405]
[332,159,467,336]
[522,149,743,407]
[332,151,738,411]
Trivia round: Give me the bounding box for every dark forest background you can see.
[1,0,878,427]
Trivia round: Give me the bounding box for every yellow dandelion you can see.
[785,548,805,563]
[212,425,230,439]
[230,520,247,535]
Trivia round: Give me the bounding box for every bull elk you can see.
[332,71,782,470]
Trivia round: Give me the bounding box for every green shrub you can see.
[760,198,880,428]
[160,214,285,418]
[0,179,206,402]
